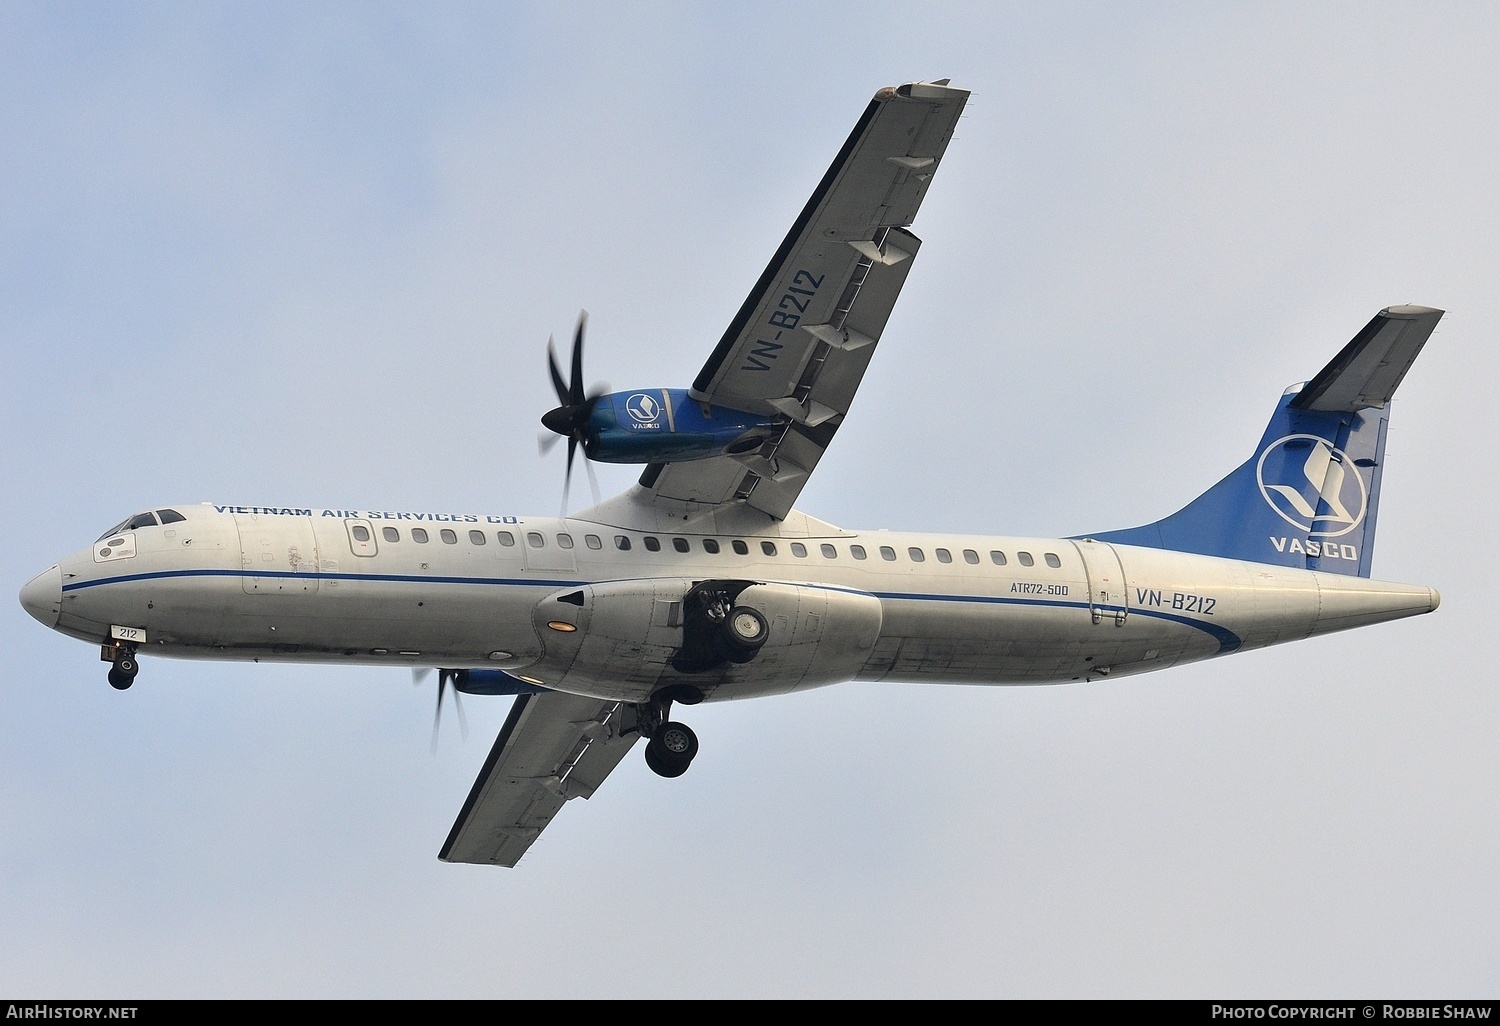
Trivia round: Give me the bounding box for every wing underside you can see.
[637,81,970,522]
[439,693,641,867]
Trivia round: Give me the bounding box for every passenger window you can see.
[585,534,602,550]
[557,533,575,550]
[672,537,690,553]
[644,537,661,552]
[527,532,545,548]
[497,531,516,546]
[352,525,371,542]
[1045,552,1061,568]
[469,530,487,546]
[821,543,837,558]
[1018,551,1034,567]
[761,541,777,556]
[441,529,457,544]
[732,540,748,555]
[703,539,720,554]
[908,547,926,562]
[790,542,807,557]
[382,527,400,542]
[615,535,632,551]
[963,549,980,564]
[936,548,952,564]
[851,544,867,560]
[156,509,186,525]
[880,546,896,561]
[412,528,429,544]
[990,550,1007,565]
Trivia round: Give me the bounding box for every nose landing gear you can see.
[103,643,139,690]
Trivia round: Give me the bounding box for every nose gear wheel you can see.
[105,646,139,691]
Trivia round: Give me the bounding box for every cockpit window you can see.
[98,520,131,541]
[156,509,186,525]
[97,512,158,541]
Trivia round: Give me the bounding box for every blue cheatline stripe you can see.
[871,590,1242,654]
[64,569,1242,654]
[62,568,581,591]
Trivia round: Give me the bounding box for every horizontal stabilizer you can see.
[1291,305,1442,412]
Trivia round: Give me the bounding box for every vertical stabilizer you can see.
[1089,305,1441,577]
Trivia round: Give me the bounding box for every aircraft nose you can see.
[20,564,62,629]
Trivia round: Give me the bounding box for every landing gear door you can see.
[1070,539,1127,625]
[233,512,321,595]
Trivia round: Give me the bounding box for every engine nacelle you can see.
[583,389,780,464]
[452,669,550,696]
[526,578,883,702]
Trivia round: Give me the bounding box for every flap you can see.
[439,693,641,867]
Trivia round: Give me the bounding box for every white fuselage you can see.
[26,503,1438,703]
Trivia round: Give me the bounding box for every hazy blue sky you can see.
[4,2,1496,998]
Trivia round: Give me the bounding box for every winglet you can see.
[1291,305,1443,412]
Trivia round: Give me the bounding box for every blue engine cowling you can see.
[584,389,780,464]
[453,669,551,695]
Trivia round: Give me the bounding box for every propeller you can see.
[540,312,605,512]
[413,668,468,752]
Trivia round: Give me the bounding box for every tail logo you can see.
[1255,434,1369,538]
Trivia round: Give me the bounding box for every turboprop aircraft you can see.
[19,80,1442,867]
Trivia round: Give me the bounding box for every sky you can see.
[3,1,1497,999]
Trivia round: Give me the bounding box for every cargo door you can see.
[1070,538,1127,625]
[233,512,320,594]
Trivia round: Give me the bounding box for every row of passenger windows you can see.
[349,524,1063,568]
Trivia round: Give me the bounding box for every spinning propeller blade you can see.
[415,668,468,752]
[540,312,606,511]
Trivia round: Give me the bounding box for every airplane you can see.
[19,80,1443,867]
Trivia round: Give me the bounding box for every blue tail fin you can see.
[1090,305,1441,578]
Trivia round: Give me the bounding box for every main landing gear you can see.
[671,581,770,673]
[640,685,703,779]
[645,721,699,778]
[642,581,773,778]
[103,643,139,691]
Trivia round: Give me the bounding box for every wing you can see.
[439,692,641,867]
[640,80,970,521]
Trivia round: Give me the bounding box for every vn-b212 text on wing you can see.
[637,80,970,521]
